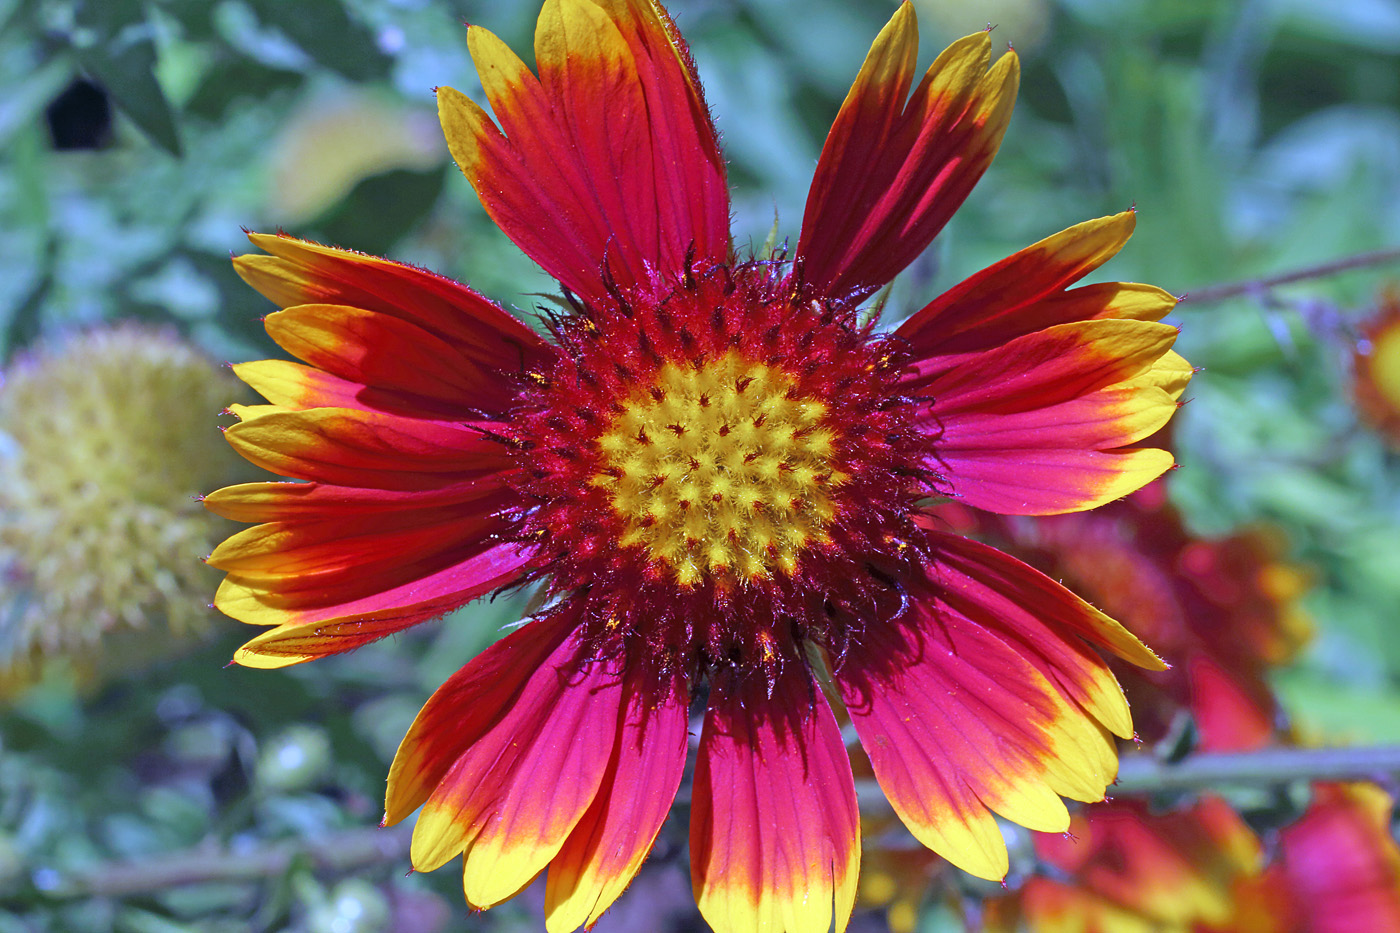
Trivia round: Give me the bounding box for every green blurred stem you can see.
[1184,246,1400,305]
[10,746,1400,902]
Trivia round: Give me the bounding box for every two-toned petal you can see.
[544,664,690,932]
[691,665,860,933]
[834,538,1151,880]
[223,407,511,490]
[397,612,625,909]
[439,0,729,304]
[896,212,1172,363]
[234,233,549,415]
[797,7,1018,300]
[908,315,1182,515]
[205,476,535,668]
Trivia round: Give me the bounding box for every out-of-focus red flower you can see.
[1354,288,1400,447]
[935,480,1312,752]
[1213,783,1400,933]
[996,797,1261,933]
[990,783,1400,933]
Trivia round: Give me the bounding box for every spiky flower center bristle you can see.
[511,261,932,674]
[591,351,845,586]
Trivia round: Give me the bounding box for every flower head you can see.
[1247,782,1400,933]
[207,2,1189,930]
[0,325,245,689]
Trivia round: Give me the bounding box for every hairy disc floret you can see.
[510,262,928,677]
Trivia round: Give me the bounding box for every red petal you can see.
[896,212,1144,361]
[259,305,497,415]
[223,538,536,668]
[834,563,1126,880]
[407,618,625,909]
[915,524,1164,674]
[544,665,690,932]
[203,478,506,523]
[690,665,860,933]
[933,386,1175,452]
[223,407,510,491]
[917,281,1179,367]
[926,446,1174,516]
[384,612,575,826]
[235,233,548,414]
[910,320,1180,515]
[439,0,728,304]
[207,494,514,581]
[910,319,1178,408]
[232,359,443,418]
[797,14,1018,300]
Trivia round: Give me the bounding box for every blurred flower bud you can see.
[266,91,444,224]
[0,325,248,693]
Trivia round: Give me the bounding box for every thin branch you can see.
[11,746,1400,904]
[1182,247,1400,305]
[11,824,411,903]
[1111,744,1400,794]
[851,745,1400,814]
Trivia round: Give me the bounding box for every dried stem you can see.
[1182,246,1400,305]
[10,824,411,903]
[9,745,1400,904]
[1111,744,1400,794]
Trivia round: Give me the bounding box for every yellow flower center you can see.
[591,351,844,587]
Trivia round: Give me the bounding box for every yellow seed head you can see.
[590,352,844,587]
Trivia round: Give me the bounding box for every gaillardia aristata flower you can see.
[207,2,1190,930]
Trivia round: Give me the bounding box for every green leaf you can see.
[184,54,301,120]
[309,166,446,257]
[69,0,182,155]
[244,0,389,82]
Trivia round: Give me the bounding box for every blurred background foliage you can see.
[1,0,1399,930]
